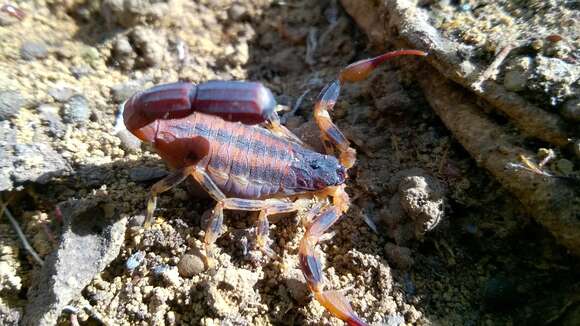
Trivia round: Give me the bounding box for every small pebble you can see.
[128,214,146,227]
[70,65,91,79]
[129,166,168,182]
[48,86,76,103]
[20,41,48,60]
[37,103,65,137]
[177,253,205,278]
[384,313,405,326]
[62,94,90,124]
[560,98,580,122]
[0,89,25,120]
[152,264,170,276]
[228,4,247,21]
[126,251,145,272]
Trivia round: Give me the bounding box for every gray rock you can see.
[22,197,127,326]
[37,104,65,137]
[48,86,76,103]
[111,80,142,103]
[0,89,25,120]
[228,3,247,21]
[12,143,70,184]
[117,129,142,153]
[560,98,580,122]
[128,166,168,182]
[128,214,145,227]
[62,95,91,124]
[531,56,580,106]
[112,35,136,70]
[20,41,48,60]
[126,251,145,272]
[0,121,71,191]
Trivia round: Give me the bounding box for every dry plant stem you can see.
[340,0,573,147]
[471,44,514,91]
[1,201,44,266]
[417,65,580,255]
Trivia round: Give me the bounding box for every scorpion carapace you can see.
[123,50,427,326]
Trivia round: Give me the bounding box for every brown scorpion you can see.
[123,50,427,325]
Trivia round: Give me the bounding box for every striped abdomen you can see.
[155,112,295,199]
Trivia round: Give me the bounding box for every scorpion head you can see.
[123,82,196,142]
[287,149,346,193]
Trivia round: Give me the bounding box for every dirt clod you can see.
[177,253,205,278]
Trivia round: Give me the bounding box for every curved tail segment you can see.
[299,206,369,326]
[314,50,428,169]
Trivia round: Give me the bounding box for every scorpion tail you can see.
[299,206,368,326]
[313,290,368,326]
[339,49,428,84]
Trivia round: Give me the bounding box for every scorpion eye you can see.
[310,161,320,170]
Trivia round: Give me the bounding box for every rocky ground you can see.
[1,0,579,325]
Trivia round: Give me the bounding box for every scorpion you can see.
[123,50,426,325]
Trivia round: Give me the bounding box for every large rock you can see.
[0,121,71,191]
[22,196,127,326]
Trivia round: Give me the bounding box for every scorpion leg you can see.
[299,205,367,326]
[145,166,196,226]
[190,166,298,262]
[263,111,306,147]
[220,198,296,257]
[202,198,295,265]
[314,50,427,169]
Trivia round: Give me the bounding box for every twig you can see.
[1,200,44,266]
[471,44,514,92]
[281,89,311,123]
[305,28,318,66]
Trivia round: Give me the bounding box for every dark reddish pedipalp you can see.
[194,81,276,124]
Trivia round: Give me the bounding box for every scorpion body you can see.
[151,111,345,199]
[123,50,427,326]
